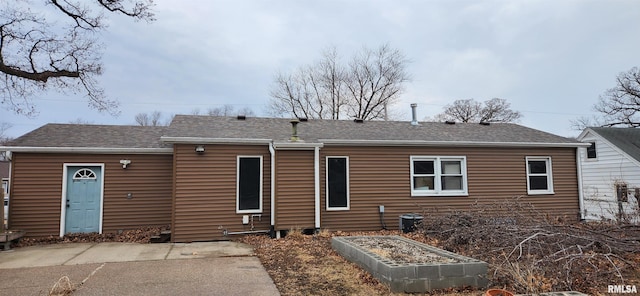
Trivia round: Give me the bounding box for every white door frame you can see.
[59,163,105,237]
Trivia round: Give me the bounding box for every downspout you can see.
[269,142,276,237]
[576,147,585,220]
[314,146,320,231]
[5,151,12,231]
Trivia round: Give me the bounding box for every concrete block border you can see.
[331,235,488,293]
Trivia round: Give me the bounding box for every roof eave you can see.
[318,139,590,148]
[576,128,593,141]
[0,146,173,154]
[160,136,273,145]
[272,141,324,150]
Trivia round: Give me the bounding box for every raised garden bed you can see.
[332,235,488,293]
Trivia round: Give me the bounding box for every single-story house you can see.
[1,113,589,242]
[577,127,640,222]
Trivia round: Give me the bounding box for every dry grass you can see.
[241,200,639,295]
[241,231,481,296]
[49,276,75,296]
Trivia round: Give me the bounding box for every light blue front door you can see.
[65,166,102,234]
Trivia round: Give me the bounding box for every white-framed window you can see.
[2,179,8,196]
[586,142,597,159]
[526,156,554,195]
[326,156,349,211]
[410,156,467,196]
[236,156,263,213]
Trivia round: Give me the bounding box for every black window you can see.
[327,157,349,210]
[587,142,597,159]
[238,157,261,212]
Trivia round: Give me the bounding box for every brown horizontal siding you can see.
[9,153,173,237]
[320,146,580,232]
[274,150,315,230]
[172,144,271,242]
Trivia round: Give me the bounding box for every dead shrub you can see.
[419,198,640,295]
[14,225,170,247]
[285,227,305,239]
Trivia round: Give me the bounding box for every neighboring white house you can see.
[1,161,9,221]
[578,127,640,222]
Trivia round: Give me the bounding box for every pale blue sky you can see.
[2,0,639,138]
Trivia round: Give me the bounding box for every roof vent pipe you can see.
[290,119,300,142]
[410,103,419,126]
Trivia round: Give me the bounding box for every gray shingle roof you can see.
[590,127,640,162]
[6,124,170,148]
[4,116,581,150]
[165,115,578,145]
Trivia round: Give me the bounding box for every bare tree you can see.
[269,48,346,119]
[570,115,605,131]
[68,118,94,124]
[269,44,409,120]
[593,67,640,128]
[134,110,165,126]
[345,45,409,120]
[207,104,255,117]
[0,122,11,144]
[0,0,155,116]
[432,98,522,123]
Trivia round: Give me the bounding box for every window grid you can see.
[73,168,97,180]
[525,156,554,195]
[586,142,597,159]
[410,156,467,196]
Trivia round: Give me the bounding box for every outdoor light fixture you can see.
[119,159,131,169]
[195,145,205,153]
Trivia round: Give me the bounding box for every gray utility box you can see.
[399,213,423,233]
